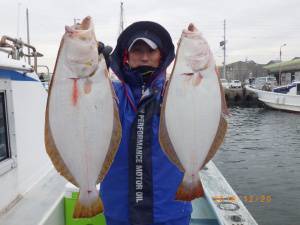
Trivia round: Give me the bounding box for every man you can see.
[100,21,192,225]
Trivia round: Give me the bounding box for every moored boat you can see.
[256,81,300,112]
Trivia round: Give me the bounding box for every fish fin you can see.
[97,78,122,183]
[175,173,204,201]
[73,188,103,218]
[159,86,184,172]
[45,113,78,185]
[201,115,227,169]
[45,99,79,186]
[45,36,79,186]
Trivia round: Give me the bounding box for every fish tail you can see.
[175,172,204,201]
[73,188,103,218]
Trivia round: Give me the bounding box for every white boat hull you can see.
[257,89,300,112]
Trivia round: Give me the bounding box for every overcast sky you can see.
[1,0,300,72]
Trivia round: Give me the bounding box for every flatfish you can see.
[159,24,227,201]
[45,16,121,218]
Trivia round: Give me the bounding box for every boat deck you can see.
[200,162,258,225]
[0,161,258,225]
[0,170,66,225]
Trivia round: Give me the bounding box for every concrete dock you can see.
[224,87,262,107]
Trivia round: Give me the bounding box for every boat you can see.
[0,35,258,225]
[256,81,300,112]
[250,76,277,91]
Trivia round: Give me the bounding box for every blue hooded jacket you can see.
[100,21,192,223]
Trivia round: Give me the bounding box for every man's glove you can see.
[98,42,113,68]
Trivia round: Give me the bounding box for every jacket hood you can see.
[110,21,175,83]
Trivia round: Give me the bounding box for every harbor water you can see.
[214,107,300,225]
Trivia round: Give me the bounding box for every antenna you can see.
[219,20,226,79]
[26,8,31,65]
[17,2,21,38]
[223,20,226,80]
[118,2,124,35]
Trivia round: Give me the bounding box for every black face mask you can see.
[132,65,156,76]
[131,65,157,84]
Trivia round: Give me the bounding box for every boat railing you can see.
[0,35,43,73]
[37,65,51,83]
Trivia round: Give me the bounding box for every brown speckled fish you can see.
[45,16,121,218]
[159,23,228,201]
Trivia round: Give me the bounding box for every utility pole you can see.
[279,43,287,85]
[118,2,124,35]
[223,20,226,80]
[26,8,31,65]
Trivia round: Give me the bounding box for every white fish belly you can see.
[49,62,113,188]
[165,67,221,173]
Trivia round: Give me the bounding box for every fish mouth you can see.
[65,16,93,36]
[181,23,203,40]
[187,23,197,32]
[80,16,92,30]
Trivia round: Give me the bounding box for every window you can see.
[0,79,17,176]
[0,92,9,162]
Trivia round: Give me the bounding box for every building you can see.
[264,57,300,85]
[219,60,268,82]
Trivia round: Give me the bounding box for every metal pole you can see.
[119,2,124,35]
[17,3,21,38]
[26,8,31,65]
[223,20,226,80]
[279,43,286,85]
